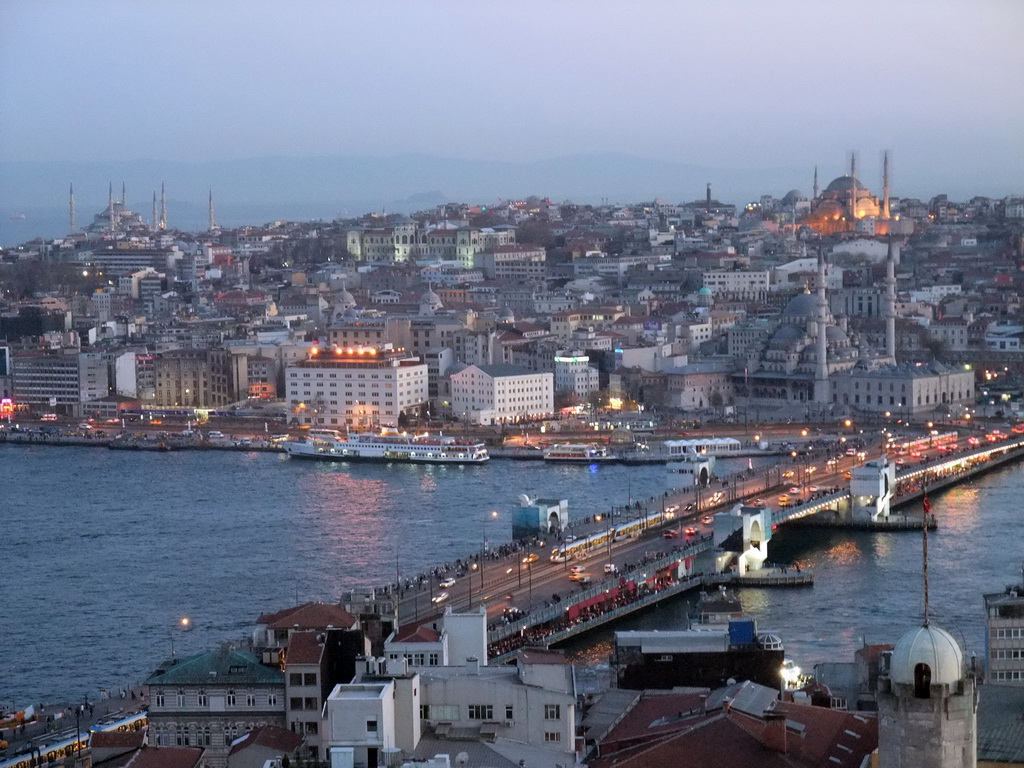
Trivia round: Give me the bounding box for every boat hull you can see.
[284,446,488,464]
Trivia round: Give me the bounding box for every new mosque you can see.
[733,241,974,418]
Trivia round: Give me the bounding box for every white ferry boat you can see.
[283,428,489,464]
[542,443,614,463]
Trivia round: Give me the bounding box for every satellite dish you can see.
[455,753,470,766]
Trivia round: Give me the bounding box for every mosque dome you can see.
[890,625,964,686]
[781,189,805,204]
[782,291,818,318]
[420,288,443,311]
[336,287,356,310]
[698,286,714,296]
[497,306,515,322]
[824,175,865,194]
[769,324,804,347]
[825,325,848,343]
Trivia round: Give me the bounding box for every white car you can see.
[431,592,449,604]
[439,577,456,589]
[604,563,619,574]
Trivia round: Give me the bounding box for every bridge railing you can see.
[487,537,712,645]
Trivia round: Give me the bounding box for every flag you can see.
[923,492,931,515]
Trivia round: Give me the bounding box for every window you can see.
[304,697,317,710]
[176,690,185,707]
[197,690,208,707]
[303,673,317,686]
[268,693,278,707]
[505,705,514,720]
[544,704,561,720]
[155,692,165,708]
[366,719,378,734]
[290,697,303,711]
[428,652,439,666]
[289,673,303,686]
[544,731,561,743]
[305,722,319,735]
[468,705,493,720]
[246,692,256,707]
[227,690,236,706]
[420,704,430,720]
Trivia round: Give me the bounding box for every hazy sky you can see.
[2,0,1022,195]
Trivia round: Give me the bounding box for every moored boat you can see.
[542,443,614,463]
[283,428,489,464]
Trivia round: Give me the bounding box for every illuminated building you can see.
[285,344,427,429]
[449,364,554,425]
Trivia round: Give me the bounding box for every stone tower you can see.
[876,624,978,767]
[813,247,830,404]
[885,239,897,362]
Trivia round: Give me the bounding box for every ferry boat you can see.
[283,428,489,464]
[542,443,614,463]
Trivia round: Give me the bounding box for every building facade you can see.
[286,344,427,428]
[449,364,554,425]
[145,647,286,768]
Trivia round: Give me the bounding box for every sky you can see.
[2,0,1023,201]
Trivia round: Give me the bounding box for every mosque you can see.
[732,241,973,417]
[802,152,899,235]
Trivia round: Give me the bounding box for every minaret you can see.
[208,188,216,231]
[122,181,127,206]
[849,152,858,220]
[885,239,897,362]
[705,182,712,211]
[152,191,158,230]
[882,150,891,219]
[812,165,819,200]
[160,182,167,230]
[69,183,76,233]
[108,182,116,232]
[814,246,830,404]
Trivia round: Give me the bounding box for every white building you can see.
[702,269,770,300]
[324,650,576,765]
[449,364,553,425]
[554,352,600,399]
[384,607,488,671]
[474,245,546,280]
[286,344,427,428]
[12,350,109,417]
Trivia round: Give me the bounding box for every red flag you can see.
[923,493,931,514]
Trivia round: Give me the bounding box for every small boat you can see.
[542,443,614,463]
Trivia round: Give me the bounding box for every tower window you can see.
[913,662,932,699]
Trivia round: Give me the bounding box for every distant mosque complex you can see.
[801,152,910,236]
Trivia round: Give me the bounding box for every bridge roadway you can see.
[395,433,1024,658]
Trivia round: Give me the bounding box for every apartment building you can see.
[449,364,553,425]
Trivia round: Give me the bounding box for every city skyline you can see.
[2,0,1023,202]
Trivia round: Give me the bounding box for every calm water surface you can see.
[1,444,1019,705]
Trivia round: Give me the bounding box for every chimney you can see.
[467,656,480,674]
[761,710,787,753]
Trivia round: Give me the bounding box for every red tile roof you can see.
[123,747,204,768]
[256,602,356,630]
[392,624,442,643]
[91,731,146,750]
[228,725,304,756]
[285,631,325,665]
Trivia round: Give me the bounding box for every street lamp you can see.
[481,511,498,588]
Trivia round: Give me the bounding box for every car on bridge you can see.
[439,577,456,589]
[522,553,539,564]
[432,592,449,604]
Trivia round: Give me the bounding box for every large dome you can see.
[824,175,864,194]
[890,625,963,686]
[782,291,818,318]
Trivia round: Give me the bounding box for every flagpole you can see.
[923,487,930,627]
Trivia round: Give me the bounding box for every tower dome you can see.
[419,286,443,315]
[890,625,964,686]
[824,175,864,194]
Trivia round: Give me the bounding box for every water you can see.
[1,444,1020,706]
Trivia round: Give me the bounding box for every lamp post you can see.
[481,511,498,589]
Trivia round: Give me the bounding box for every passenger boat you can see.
[282,428,489,464]
[542,443,614,463]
